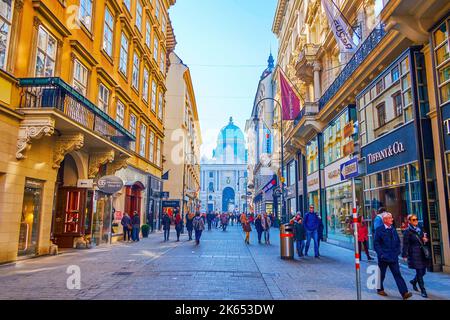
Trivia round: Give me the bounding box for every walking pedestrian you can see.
[162,212,171,241]
[402,214,431,298]
[221,213,229,231]
[304,205,320,258]
[193,212,205,245]
[131,211,140,242]
[255,214,263,243]
[207,212,213,230]
[242,216,252,244]
[374,212,412,299]
[175,212,182,242]
[120,212,132,242]
[262,213,272,245]
[293,215,306,257]
[186,212,195,240]
[353,216,374,261]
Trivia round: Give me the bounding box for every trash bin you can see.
[280,223,294,259]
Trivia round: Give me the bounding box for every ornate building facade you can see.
[200,118,247,214]
[272,0,450,272]
[0,0,175,263]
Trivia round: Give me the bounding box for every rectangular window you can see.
[98,83,110,113]
[391,66,399,82]
[434,21,450,105]
[124,0,131,12]
[143,68,149,102]
[73,59,88,96]
[158,91,163,119]
[149,131,155,162]
[0,0,14,70]
[160,50,165,72]
[103,7,114,57]
[145,20,151,48]
[139,123,147,157]
[119,33,128,75]
[392,91,403,117]
[132,52,140,89]
[116,101,125,126]
[155,0,160,21]
[79,0,93,30]
[129,113,137,151]
[161,14,166,35]
[35,26,57,77]
[136,1,143,31]
[153,37,159,61]
[156,138,161,167]
[376,103,386,128]
[375,79,384,95]
[151,80,157,112]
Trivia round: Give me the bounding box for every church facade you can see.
[200,118,247,213]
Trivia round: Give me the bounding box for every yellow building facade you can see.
[163,51,202,217]
[0,0,175,264]
[273,0,450,272]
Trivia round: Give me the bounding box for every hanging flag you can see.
[321,0,358,53]
[279,71,301,120]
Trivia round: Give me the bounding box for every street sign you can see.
[97,175,124,194]
[340,157,359,181]
[161,191,169,198]
[77,179,94,188]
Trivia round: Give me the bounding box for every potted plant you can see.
[141,224,150,238]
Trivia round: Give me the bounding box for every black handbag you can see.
[413,233,431,260]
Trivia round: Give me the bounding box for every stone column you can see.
[313,62,322,102]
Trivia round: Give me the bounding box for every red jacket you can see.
[357,222,369,242]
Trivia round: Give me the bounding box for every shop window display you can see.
[326,181,353,238]
[306,137,319,175]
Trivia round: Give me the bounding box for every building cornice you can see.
[272,0,288,35]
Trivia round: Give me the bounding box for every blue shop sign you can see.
[443,104,450,151]
[361,122,418,174]
[162,200,180,208]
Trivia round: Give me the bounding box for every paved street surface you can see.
[1,225,450,300]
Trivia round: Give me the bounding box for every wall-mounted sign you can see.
[343,121,354,139]
[444,118,450,135]
[343,140,355,156]
[340,157,359,181]
[307,171,320,192]
[324,156,351,187]
[361,122,418,175]
[442,105,450,151]
[97,175,124,194]
[77,179,94,188]
[367,141,405,165]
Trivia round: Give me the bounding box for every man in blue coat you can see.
[304,205,320,258]
[374,212,412,299]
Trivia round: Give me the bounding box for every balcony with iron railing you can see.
[18,77,135,150]
[318,23,387,111]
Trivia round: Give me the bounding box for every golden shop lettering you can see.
[444,118,450,135]
[367,141,406,165]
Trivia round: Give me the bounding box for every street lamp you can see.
[252,97,286,224]
[237,174,248,215]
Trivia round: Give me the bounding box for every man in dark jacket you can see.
[374,212,412,299]
[304,205,320,258]
[293,215,306,257]
[121,213,132,242]
[162,212,171,241]
[131,212,140,242]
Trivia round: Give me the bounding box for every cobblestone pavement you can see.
[1,224,450,300]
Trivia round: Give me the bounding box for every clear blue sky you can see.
[169,0,278,159]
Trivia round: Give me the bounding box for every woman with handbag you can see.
[402,214,431,298]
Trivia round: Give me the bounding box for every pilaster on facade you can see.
[88,150,115,178]
[16,117,55,160]
[52,133,85,169]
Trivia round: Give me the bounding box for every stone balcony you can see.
[295,43,321,83]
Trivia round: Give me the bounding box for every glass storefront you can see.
[18,179,44,257]
[91,192,113,245]
[363,162,423,237]
[326,181,353,240]
[306,137,319,175]
[308,190,320,213]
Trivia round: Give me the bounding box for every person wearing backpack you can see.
[193,212,205,245]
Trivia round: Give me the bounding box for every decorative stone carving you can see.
[52,133,85,169]
[106,153,130,175]
[88,150,115,178]
[16,118,55,160]
[15,0,24,10]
